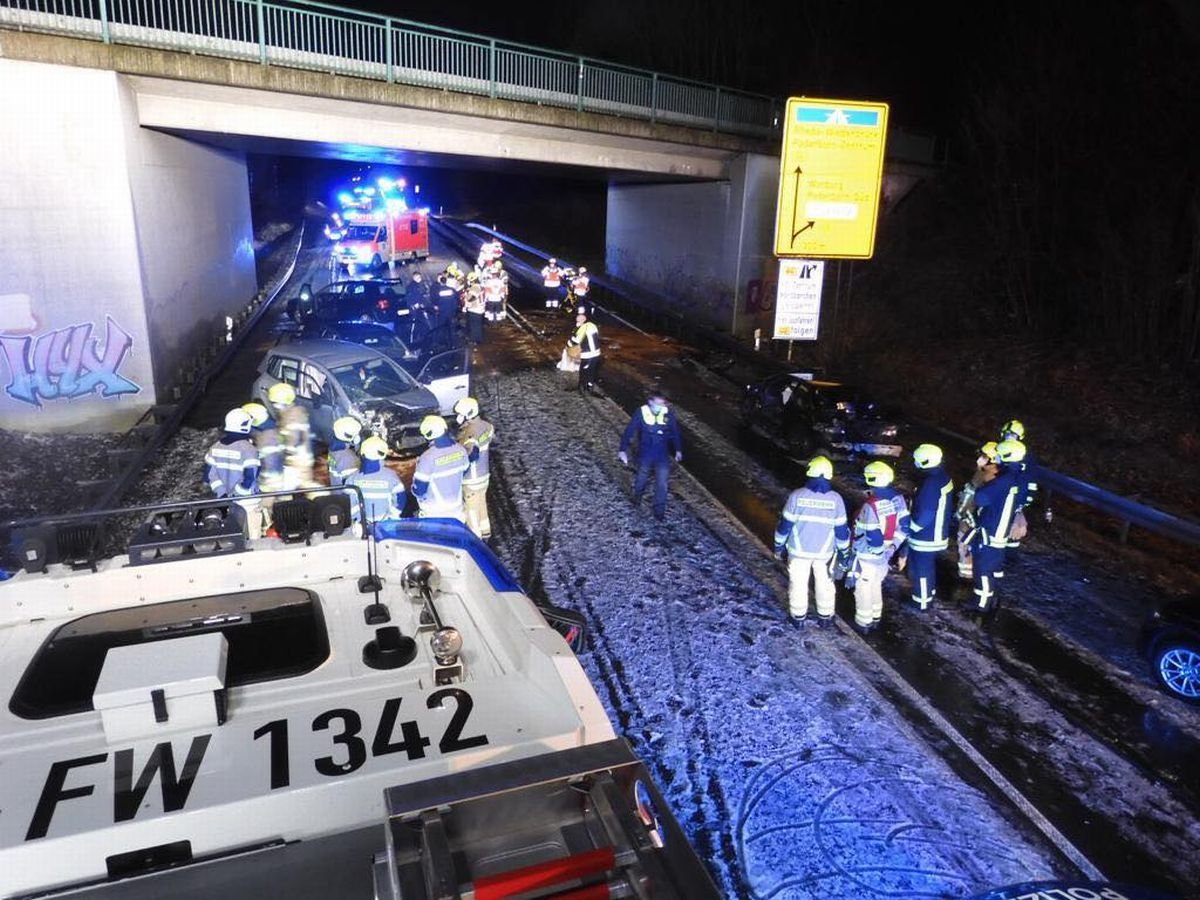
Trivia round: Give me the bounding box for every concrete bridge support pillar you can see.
[605,152,778,338]
[0,58,255,434]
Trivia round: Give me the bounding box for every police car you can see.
[0,495,718,898]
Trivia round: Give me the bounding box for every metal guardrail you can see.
[0,0,781,139]
[91,221,305,511]
[463,222,1200,551]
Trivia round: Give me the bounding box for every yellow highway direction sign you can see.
[774,97,889,259]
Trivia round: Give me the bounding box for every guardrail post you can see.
[651,72,658,123]
[489,39,496,98]
[577,57,584,112]
[256,0,267,65]
[385,18,394,83]
[98,0,110,44]
[714,86,721,132]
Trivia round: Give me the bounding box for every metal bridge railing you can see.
[0,0,781,139]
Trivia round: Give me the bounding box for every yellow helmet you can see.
[863,460,895,487]
[420,415,448,440]
[241,402,268,427]
[359,436,389,461]
[979,441,999,463]
[996,439,1027,464]
[267,382,296,407]
[453,397,479,423]
[913,443,943,469]
[806,455,833,479]
[333,416,363,443]
[1000,419,1026,441]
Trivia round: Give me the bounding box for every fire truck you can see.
[333,207,429,274]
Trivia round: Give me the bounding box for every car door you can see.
[414,348,470,415]
[297,362,335,441]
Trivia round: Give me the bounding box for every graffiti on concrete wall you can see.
[0,298,141,406]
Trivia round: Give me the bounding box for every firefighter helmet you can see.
[979,441,999,463]
[1000,419,1026,441]
[267,383,296,408]
[579,266,588,274]
[576,305,590,318]
[333,416,363,443]
[420,415,448,440]
[863,460,895,487]
[996,439,1027,463]
[242,402,269,427]
[548,257,557,266]
[359,436,389,461]
[224,408,253,435]
[806,455,834,480]
[453,397,480,423]
[913,443,943,469]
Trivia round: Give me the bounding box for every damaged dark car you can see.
[740,371,904,460]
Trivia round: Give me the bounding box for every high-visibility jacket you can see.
[571,274,590,296]
[541,265,562,288]
[205,436,260,498]
[569,321,600,359]
[464,285,486,315]
[852,487,909,567]
[345,465,405,524]
[251,420,283,475]
[327,443,361,486]
[412,436,470,516]
[774,477,850,559]
[908,466,954,552]
[973,467,1021,550]
[458,418,495,487]
[620,404,682,465]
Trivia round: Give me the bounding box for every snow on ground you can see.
[481,367,1071,898]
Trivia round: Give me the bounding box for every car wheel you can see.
[1152,641,1200,703]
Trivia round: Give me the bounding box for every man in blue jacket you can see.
[906,443,954,611]
[969,439,1030,619]
[619,394,683,521]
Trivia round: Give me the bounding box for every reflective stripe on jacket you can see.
[775,480,850,559]
[458,418,494,487]
[908,467,954,552]
[345,469,405,523]
[413,441,470,515]
[204,439,260,498]
[570,321,601,359]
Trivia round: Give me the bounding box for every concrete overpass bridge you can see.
[0,0,935,432]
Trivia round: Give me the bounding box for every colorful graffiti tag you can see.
[0,316,141,406]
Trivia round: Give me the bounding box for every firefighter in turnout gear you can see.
[242,401,281,536]
[999,419,1039,549]
[968,439,1030,619]
[205,408,262,537]
[850,461,909,633]
[345,436,406,528]
[568,305,601,394]
[267,382,315,490]
[956,441,999,579]
[464,272,486,344]
[411,415,474,521]
[773,455,850,628]
[327,416,363,486]
[619,394,683,521]
[906,444,954,611]
[541,258,564,308]
[454,397,494,538]
[570,267,590,303]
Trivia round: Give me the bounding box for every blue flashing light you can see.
[363,186,376,196]
[397,178,407,189]
[377,177,394,192]
[337,192,353,206]
[414,184,420,194]
[372,519,523,593]
[385,198,407,213]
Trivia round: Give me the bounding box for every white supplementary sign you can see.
[773,259,825,340]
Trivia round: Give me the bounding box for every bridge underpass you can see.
[0,28,929,435]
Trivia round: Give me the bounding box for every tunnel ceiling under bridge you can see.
[129,76,742,184]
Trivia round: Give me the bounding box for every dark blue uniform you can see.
[620,403,683,520]
[906,465,954,610]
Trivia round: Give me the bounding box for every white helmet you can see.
[453,397,479,423]
[359,436,389,461]
[224,408,253,434]
[548,258,557,266]
[333,416,363,443]
[579,267,587,274]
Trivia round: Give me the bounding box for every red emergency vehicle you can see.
[333,207,429,273]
